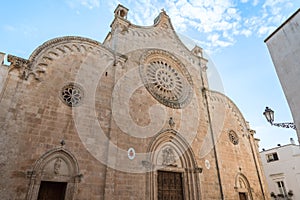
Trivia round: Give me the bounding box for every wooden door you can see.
[158,171,184,200]
[37,181,67,200]
[239,192,247,200]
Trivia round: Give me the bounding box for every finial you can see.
[169,117,175,128]
[60,140,65,146]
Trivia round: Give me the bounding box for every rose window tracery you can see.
[60,83,84,107]
[140,50,193,109]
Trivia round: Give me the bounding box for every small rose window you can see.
[60,83,84,107]
[228,130,239,145]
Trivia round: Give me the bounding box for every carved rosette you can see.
[139,49,193,109]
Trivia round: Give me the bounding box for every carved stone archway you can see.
[235,173,253,200]
[146,129,201,200]
[26,147,81,200]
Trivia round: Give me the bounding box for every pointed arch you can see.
[146,129,201,200]
[235,173,253,200]
[26,147,81,200]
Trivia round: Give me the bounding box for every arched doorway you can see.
[26,147,81,200]
[235,173,253,200]
[147,129,201,200]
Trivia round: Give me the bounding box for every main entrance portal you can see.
[157,171,184,200]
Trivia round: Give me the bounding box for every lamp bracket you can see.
[272,122,296,130]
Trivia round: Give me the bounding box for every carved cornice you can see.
[29,36,102,61]
[7,54,45,80]
[7,36,116,82]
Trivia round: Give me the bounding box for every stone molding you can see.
[234,172,254,200]
[26,147,80,200]
[146,129,201,200]
[29,36,102,61]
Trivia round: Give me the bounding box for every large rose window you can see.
[140,50,193,109]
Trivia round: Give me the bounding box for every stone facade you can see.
[0,4,269,200]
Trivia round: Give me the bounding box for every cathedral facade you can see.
[0,5,269,200]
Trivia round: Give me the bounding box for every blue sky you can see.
[1,0,299,150]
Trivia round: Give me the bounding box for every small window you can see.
[266,152,279,162]
[60,82,84,107]
[228,130,239,145]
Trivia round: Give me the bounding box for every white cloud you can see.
[66,0,100,10]
[253,0,259,6]
[240,29,252,37]
[258,26,277,35]
[3,25,16,32]
[81,0,100,9]
[110,0,299,52]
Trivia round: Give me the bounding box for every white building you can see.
[260,139,300,199]
[264,9,300,141]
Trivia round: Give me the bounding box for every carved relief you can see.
[54,158,62,174]
[147,130,201,200]
[162,147,176,166]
